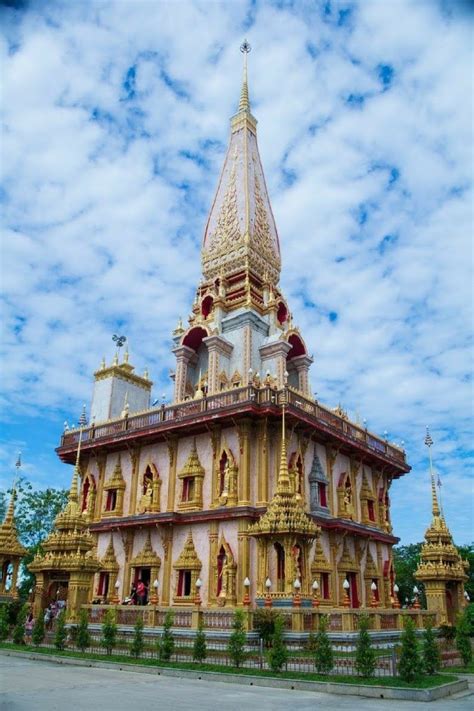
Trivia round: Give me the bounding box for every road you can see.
[0,655,471,711]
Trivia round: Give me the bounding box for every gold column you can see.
[160,526,174,606]
[121,530,134,601]
[128,446,141,515]
[256,538,267,596]
[330,536,339,606]
[237,519,250,605]
[94,453,107,522]
[350,458,361,522]
[210,425,222,509]
[325,445,338,516]
[166,436,179,512]
[238,419,251,506]
[256,419,268,507]
[208,522,219,606]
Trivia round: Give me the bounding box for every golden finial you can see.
[100,357,106,370]
[143,368,149,380]
[113,352,119,366]
[276,399,291,494]
[239,39,251,112]
[123,344,129,364]
[69,428,83,504]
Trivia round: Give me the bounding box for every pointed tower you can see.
[415,428,469,625]
[173,42,312,403]
[30,430,100,621]
[249,400,319,601]
[0,485,26,601]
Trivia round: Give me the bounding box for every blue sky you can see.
[0,0,472,545]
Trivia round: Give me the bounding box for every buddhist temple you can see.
[30,45,420,628]
[415,428,468,625]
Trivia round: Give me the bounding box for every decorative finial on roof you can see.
[78,404,88,428]
[15,451,22,471]
[424,426,440,518]
[69,428,83,504]
[276,401,291,494]
[239,39,251,112]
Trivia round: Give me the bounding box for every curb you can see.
[0,649,468,702]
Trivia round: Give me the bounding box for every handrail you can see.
[60,385,406,465]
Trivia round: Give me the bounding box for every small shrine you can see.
[0,487,26,601]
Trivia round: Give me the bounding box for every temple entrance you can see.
[46,579,68,607]
[133,567,151,603]
[0,561,13,592]
[97,572,110,599]
[446,582,460,624]
[274,543,285,592]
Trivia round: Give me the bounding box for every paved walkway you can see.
[0,655,472,710]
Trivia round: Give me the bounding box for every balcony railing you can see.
[60,386,406,466]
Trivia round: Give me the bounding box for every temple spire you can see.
[276,402,291,494]
[238,40,251,112]
[69,428,83,504]
[424,427,440,518]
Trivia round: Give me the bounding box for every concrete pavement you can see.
[0,655,472,710]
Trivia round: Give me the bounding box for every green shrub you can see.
[313,615,333,673]
[398,616,421,682]
[305,630,317,653]
[456,610,473,667]
[355,615,376,678]
[54,610,67,651]
[253,608,279,647]
[422,623,440,675]
[101,609,117,656]
[130,617,144,659]
[158,610,175,661]
[31,614,45,646]
[192,619,207,663]
[0,605,10,641]
[12,604,28,645]
[76,609,91,652]
[227,608,247,668]
[267,616,288,673]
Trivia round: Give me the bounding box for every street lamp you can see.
[393,583,401,609]
[370,581,378,608]
[265,578,272,608]
[293,579,301,608]
[243,577,251,606]
[113,580,121,605]
[195,578,202,607]
[413,585,421,610]
[342,578,351,608]
[312,579,320,608]
[150,578,159,605]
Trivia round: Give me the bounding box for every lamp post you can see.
[293,579,301,608]
[312,579,320,608]
[194,578,202,607]
[243,577,251,606]
[464,590,470,606]
[413,585,421,610]
[264,578,272,608]
[150,578,159,605]
[393,583,401,609]
[342,578,351,608]
[370,581,378,608]
[113,580,121,605]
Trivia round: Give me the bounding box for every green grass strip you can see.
[0,642,458,689]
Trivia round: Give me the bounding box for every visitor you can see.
[25,612,34,641]
[44,606,52,630]
[136,579,146,605]
[130,583,138,605]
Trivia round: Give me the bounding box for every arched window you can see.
[81,478,90,513]
[219,451,228,496]
[201,295,214,319]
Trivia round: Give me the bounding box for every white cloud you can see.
[0,0,472,545]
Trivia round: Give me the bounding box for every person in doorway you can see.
[130,583,138,605]
[136,579,146,605]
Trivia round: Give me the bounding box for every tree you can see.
[101,609,117,656]
[314,615,334,674]
[158,610,175,661]
[457,544,474,601]
[130,616,144,658]
[0,605,9,641]
[267,616,288,673]
[422,623,440,675]
[398,616,421,682]
[227,608,247,668]
[192,619,207,663]
[392,544,425,607]
[54,610,67,651]
[31,614,45,646]
[455,609,473,667]
[355,615,376,678]
[12,604,28,645]
[76,609,91,652]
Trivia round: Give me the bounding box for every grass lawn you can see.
[443,663,474,674]
[0,642,458,689]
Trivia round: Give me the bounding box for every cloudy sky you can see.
[1,0,472,545]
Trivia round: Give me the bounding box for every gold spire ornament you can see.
[415,427,469,625]
[238,39,251,112]
[0,462,26,599]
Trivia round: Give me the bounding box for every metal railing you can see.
[60,386,406,466]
